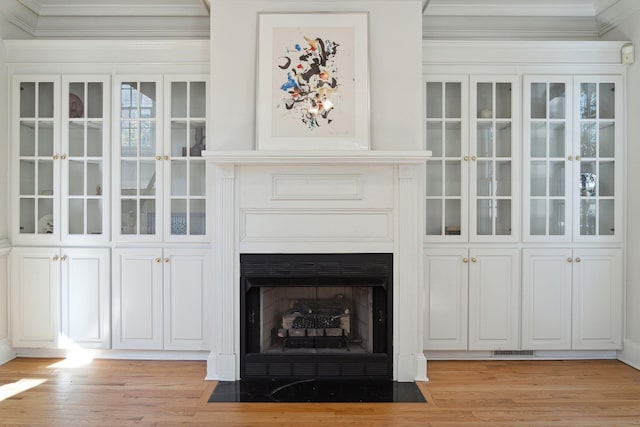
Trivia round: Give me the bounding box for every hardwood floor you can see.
[1,357,639,426]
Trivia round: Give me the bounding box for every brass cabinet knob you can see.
[53,153,59,160]
[575,257,582,263]
[61,154,67,160]
[471,257,477,263]
[155,156,161,161]
[567,257,573,263]
[575,155,581,161]
[60,255,67,261]
[52,255,59,261]
[567,155,573,161]
[463,258,469,263]
[463,156,469,161]
[155,258,161,263]
[163,155,170,161]
[471,156,477,161]
[164,258,170,263]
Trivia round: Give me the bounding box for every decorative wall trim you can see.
[272,174,363,200]
[597,0,640,36]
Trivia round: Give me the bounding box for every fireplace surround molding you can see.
[203,150,430,382]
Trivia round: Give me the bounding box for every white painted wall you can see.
[210,0,423,151]
[602,18,640,369]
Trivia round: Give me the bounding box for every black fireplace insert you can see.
[240,253,393,380]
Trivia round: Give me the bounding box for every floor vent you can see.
[493,350,534,357]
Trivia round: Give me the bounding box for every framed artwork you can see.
[256,12,370,150]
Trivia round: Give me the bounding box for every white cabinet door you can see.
[572,248,623,349]
[522,248,573,349]
[424,248,468,350]
[112,248,163,349]
[60,248,110,349]
[468,248,520,350]
[163,248,209,350]
[11,247,61,348]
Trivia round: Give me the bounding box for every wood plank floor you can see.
[1,357,640,426]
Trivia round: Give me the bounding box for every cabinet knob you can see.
[155,156,161,161]
[60,255,67,261]
[463,156,469,161]
[575,257,582,263]
[155,258,161,263]
[164,258,170,263]
[471,257,477,263]
[471,156,477,161]
[52,255,59,261]
[567,257,573,263]
[463,258,469,263]
[575,155,581,161]
[61,154,67,160]
[53,153,59,160]
[567,155,573,161]
[163,155,170,161]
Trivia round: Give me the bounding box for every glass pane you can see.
[496,200,511,235]
[476,160,492,197]
[121,199,137,234]
[171,160,188,196]
[599,161,615,197]
[599,200,614,235]
[444,199,461,235]
[190,82,207,118]
[530,83,546,119]
[190,123,206,157]
[444,160,461,196]
[69,82,85,119]
[476,83,492,118]
[549,83,565,119]
[170,199,187,235]
[599,123,615,157]
[190,160,206,196]
[69,122,84,157]
[580,165,596,197]
[121,121,138,157]
[549,161,565,197]
[580,199,596,235]
[171,121,188,157]
[445,122,461,157]
[477,123,493,157]
[426,199,442,235]
[445,82,461,118]
[38,160,54,196]
[121,82,138,119]
[20,122,36,156]
[68,199,84,234]
[140,121,156,157]
[426,123,442,157]
[139,199,156,235]
[599,83,615,119]
[426,82,442,119]
[20,198,35,233]
[530,199,546,235]
[121,160,137,196]
[20,82,36,118]
[38,82,54,118]
[530,122,546,158]
[549,123,565,158]
[580,123,597,158]
[171,82,188,118]
[87,199,102,235]
[140,82,156,118]
[530,160,546,197]
[87,122,103,157]
[496,83,511,119]
[477,199,492,235]
[38,122,54,157]
[68,160,84,196]
[37,198,54,234]
[87,82,103,118]
[139,160,156,196]
[20,160,35,195]
[580,83,597,119]
[549,200,565,236]
[87,161,102,196]
[496,123,511,157]
[426,161,442,197]
[191,200,206,235]
[495,160,511,197]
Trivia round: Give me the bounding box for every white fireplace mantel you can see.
[203,149,430,382]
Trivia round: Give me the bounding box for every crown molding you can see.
[596,0,640,36]
[423,0,596,17]
[17,0,208,17]
[0,1,38,36]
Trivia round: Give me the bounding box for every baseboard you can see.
[618,339,640,371]
[0,339,16,365]
[424,349,618,360]
[14,348,210,362]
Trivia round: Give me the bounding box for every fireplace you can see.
[240,253,393,380]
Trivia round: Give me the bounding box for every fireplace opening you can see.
[240,253,393,380]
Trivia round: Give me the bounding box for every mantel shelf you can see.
[201,150,432,165]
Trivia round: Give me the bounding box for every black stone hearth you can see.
[240,253,393,380]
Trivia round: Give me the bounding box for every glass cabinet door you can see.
[62,76,110,241]
[470,77,519,242]
[574,76,622,241]
[116,77,163,241]
[523,77,572,242]
[14,76,60,240]
[164,77,208,240]
[425,77,467,241]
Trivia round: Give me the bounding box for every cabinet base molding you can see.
[13,348,210,362]
[619,339,640,371]
[424,350,618,360]
[0,340,16,366]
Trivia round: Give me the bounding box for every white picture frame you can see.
[256,12,370,151]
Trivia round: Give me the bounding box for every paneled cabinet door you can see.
[423,248,469,350]
[11,247,60,348]
[163,248,210,350]
[112,248,164,349]
[572,248,623,350]
[522,248,573,349]
[60,248,110,349]
[468,248,520,350]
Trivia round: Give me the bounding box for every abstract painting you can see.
[257,13,369,150]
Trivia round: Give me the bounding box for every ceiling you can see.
[0,0,637,39]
